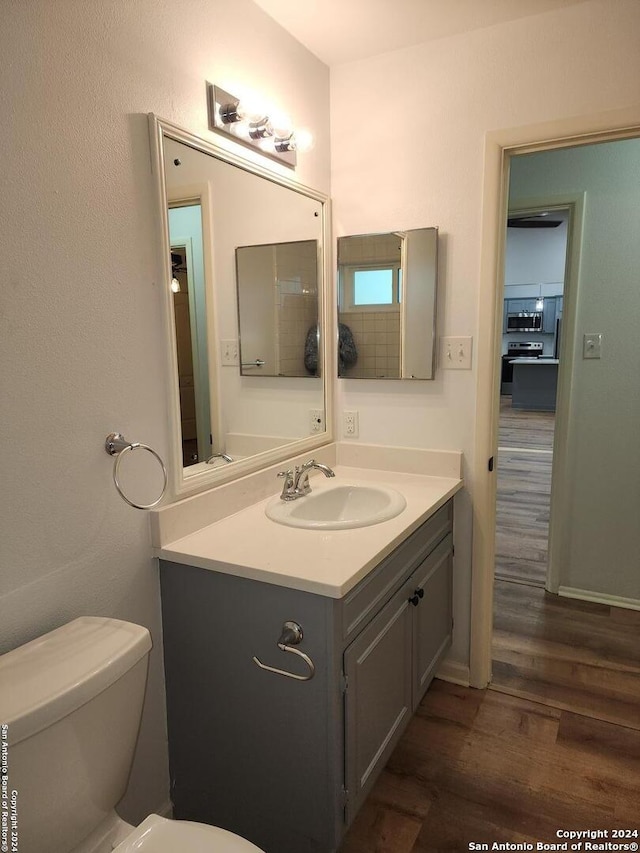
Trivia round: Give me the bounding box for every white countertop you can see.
[511,357,559,365]
[154,465,462,599]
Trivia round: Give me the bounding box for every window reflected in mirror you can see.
[338,233,402,378]
[337,228,437,380]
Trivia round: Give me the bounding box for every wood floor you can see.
[339,680,640,852]
[492,580,640,730]
[495,397,554,586]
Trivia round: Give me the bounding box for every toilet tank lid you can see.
[0,616,152,746]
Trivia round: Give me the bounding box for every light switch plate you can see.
[221,339,239,366]
[440,336,473,369]
[583,333,602,359]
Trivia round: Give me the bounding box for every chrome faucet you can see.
[206,452,234,465]
[277,459,335,501]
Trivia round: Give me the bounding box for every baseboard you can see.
[436,658,470,686]
[558,586,640,612]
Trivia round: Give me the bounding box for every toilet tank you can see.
[0,617,152,853]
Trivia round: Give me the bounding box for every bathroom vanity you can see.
[156,465,459,853]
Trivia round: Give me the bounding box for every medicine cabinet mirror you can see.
[149,115,331,498]
[337,228,438,379]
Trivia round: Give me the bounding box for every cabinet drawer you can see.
[341,500,452,642]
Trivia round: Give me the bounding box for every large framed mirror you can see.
[149,115,331,498]
[337,228,438,379]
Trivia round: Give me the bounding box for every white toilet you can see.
[0,616,265,853]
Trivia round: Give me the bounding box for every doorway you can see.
[487,137,640,726]
[470,110,640,692]
[496,204,570,589]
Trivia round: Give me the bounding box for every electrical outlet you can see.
[440,336,473,369]
[309,409,325,433]
[221,339,239,366]
[343,410,359,438]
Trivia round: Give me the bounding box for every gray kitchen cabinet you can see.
[159,500,453,853]
[507,297,538,314]
[542,296,556,333]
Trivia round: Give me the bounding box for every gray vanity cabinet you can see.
[343,580,413,824]
[159,499,453,853]
[343,531,453,821]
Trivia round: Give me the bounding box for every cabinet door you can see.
[507,297,538,314]
[410,534,453,710]
[343,587,412,824]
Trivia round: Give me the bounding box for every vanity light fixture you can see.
[206,82,314,168]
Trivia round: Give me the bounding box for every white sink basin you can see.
[265,483,407,530]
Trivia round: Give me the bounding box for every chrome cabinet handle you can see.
[252,621,316,682]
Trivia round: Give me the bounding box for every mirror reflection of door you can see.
[168,203,212,467]
[235,240,319,378]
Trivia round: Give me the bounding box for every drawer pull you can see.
[253,621,316,682]
[408,588,424,607]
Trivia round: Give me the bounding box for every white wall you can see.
[510,139,640,600]
[330,0,640,664]
[0,0,329,823]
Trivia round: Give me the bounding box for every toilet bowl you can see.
[0,616,265,853]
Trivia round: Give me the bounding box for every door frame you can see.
[469,106,640,689]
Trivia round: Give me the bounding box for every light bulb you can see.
[274,134,295,153]
[268,110,293,139]
[291,127,314,153]
[219,96,266,125]
[236,97,267,124]
[248,118,272,140]
[170,277,181,293]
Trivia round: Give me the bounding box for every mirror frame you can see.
[148,114,333,500]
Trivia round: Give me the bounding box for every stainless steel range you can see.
[501,341,543,394]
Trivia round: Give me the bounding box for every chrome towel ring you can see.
[253,621,315,682]
[105,432,168,510]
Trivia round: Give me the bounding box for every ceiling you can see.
[252,0,591,66]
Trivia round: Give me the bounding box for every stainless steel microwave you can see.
[506,312,543,332]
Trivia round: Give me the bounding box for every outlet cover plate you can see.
[309,409,325,433]
[343,410,359,438]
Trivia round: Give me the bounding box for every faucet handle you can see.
[277,469,295,501]
[294,466,313,495]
